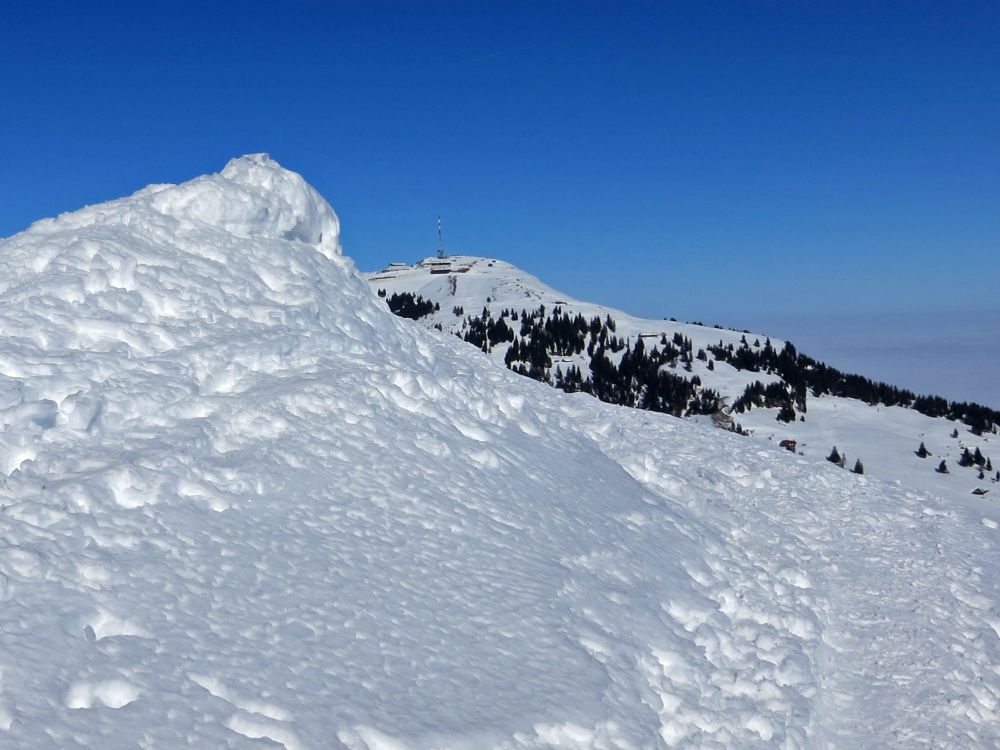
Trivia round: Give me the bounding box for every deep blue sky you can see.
[2,2,998,405]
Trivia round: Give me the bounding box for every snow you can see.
[366,256,1000,512]
[0,158,998,748]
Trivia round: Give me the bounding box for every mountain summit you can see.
[367,255,999,508]
[0,160,997,748]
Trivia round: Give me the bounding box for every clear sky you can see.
[2,1,998,406]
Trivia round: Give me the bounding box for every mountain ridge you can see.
[366,255,999,510]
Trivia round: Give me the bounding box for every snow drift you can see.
[0,156,997,749]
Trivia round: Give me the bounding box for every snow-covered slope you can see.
[366,256,999,512]
[1,160,998,748]
[368,255,766,362]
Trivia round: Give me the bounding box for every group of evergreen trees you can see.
[713,338,999,435]
[916,440,994,479]
[731,380,799,423]
[449,304,721,418]
[911,396,998,436]
[462,308,516,353]
[955,446,994,480]
[827,446,864,474]
[378,290,439,320]
[957,446,991,469]
[378,292,999,446]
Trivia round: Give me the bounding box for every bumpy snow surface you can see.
[1,156,998,749]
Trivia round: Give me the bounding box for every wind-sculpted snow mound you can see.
[0,159,997,749]
[148,153,341,254]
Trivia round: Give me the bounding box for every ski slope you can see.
[367,256,999,513]
[0,156,998,748]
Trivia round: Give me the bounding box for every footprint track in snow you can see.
[65,679,140,710]
[190,673,302,748]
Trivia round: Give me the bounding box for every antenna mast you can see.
[436,216,444,258]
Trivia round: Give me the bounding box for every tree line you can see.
[712,338,998,435]
[378,293,998,438]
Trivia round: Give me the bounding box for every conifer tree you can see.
[827,447,841,464]
[959,448,975,467]
[936,460,949,474]
[974,447,985,466]
[852,459,864,474]
[916,442,930,458]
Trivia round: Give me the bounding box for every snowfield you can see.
[0,155,998,748]
[366,256,1000,513]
